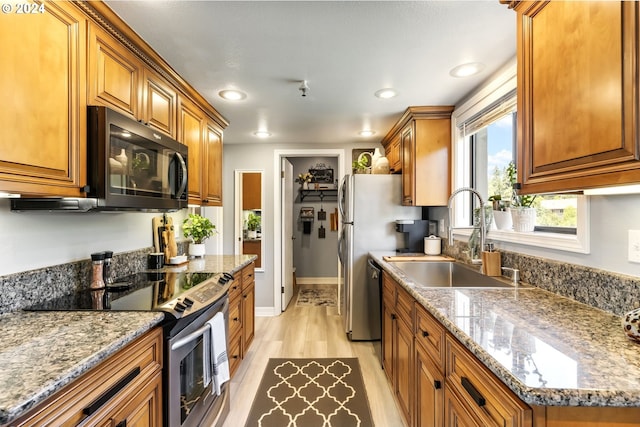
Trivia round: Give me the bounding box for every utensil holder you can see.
[482,251,501,276]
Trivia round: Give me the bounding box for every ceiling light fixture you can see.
[374,88,397,99]
[449,62,485,78]
[358,130,376,137]
[253,130,272,138]
[218,89,247,100]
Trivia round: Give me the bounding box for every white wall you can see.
[0,199,187,276]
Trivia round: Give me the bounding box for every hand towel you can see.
[206,311,230,396]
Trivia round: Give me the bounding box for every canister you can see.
[424,235,442,255]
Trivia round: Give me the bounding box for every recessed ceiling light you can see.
[253,130,272,138]
[449,62,485,78]
[358,130,376,137]
[218,89,247,100]
[374,88,397,99]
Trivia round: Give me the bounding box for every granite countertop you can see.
[0,311,164,425]
[370,252,640,407]
[0,254,257,425]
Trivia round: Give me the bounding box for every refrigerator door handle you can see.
[338,176,347,219]
[338,228,345,264]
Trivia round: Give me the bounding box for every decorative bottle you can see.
[103,251,114,285]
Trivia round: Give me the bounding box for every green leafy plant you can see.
[246,212,261,231]
[488,194,510,211]
[352,157,369,173]
[182,213,217,244]
[506,162,536,207]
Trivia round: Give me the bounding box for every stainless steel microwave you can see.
[85,106,188,211]
[12,106,189,212]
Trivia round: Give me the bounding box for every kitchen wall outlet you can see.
[629,230,640,263]
[439,219,445,234]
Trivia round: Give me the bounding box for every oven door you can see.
[166,297,229,427]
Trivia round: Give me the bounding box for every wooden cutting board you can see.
[383,255,454,262]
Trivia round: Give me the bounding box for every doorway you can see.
[272,149,345,314]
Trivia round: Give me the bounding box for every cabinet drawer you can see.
[446,336,531,427]
[395,285,413,327]
[228,295,242,339]
[228,277,242,301]
[242,263,255,290]
[415,303,445,370]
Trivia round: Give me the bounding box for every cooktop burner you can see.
[26,271,233,319]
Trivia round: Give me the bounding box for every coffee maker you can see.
[395,219,433,253]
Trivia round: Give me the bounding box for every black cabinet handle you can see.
[434,380,442,390]
[83,367,140,416]
[421,329,429,338]
[461,376,486,407]
[391,314,397,320]
[116,421,127,427]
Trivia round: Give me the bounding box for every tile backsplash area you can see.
[445,239,640,316]
[0,243,186,313]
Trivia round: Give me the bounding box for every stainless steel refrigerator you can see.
[338,174,421,340]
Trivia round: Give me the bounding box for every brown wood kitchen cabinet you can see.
[178,96,224,206]
[0,1,87,197]
[415,304,445,427]
[381,106,454,206]
[12,328,163,427]
[381,271,414,427]
[509,1,640,194]
[383,132,402,174]
[228,262,256,377]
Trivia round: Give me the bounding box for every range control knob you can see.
[183,298,194,307]
[174,302,187,312]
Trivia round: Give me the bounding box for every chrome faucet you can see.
[447,187,486,264]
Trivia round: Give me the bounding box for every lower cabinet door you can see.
[444,384,484,427]
[416,342,444,427]
[395,316,413,427]
[382,301,394,383]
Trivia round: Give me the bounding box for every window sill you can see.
[453,226,590,254]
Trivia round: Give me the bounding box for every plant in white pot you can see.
[488,194,512,230]
[506,162,537,232]
[245,212,261,239]
[182,213,217,257]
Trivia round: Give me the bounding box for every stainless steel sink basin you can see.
[390,261,522,289]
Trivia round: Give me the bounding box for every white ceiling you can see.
[104,1,516,145]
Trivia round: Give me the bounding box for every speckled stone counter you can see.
[162,254,256,276]
[0,311,163,425]
[370,252,640,407]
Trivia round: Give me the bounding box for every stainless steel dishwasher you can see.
[367,258,383,365]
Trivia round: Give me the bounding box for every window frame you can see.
[450,61,590,254]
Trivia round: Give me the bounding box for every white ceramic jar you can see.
[424,235,442,255]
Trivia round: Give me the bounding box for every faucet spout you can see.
[447,187,486,262]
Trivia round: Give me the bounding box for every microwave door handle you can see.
[173,152,188,198]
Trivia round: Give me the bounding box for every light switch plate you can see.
[629,230,640,263]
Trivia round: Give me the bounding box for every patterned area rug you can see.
[295,286,337,307]
[245,358,373,427]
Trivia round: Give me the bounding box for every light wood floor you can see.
[221,284,405,427]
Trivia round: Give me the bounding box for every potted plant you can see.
[297,172,312,189]
[245,212,261,239]
[352,153,371,174]
[182,213,217,257]
[506,162,537,232]
[488,194,512,230]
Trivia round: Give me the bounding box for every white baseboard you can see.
[296,276,339,285]
[255,306,278,317]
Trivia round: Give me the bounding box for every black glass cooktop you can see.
[26,271,229,316]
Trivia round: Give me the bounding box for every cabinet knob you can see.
[434,380,442,390]
[391,314,397,320]
[233,317,239,321]
[421,329,429,338]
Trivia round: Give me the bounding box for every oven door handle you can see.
[171,323,211,351]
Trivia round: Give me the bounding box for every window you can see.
[451,60,589,254]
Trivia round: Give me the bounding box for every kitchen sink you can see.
[389,261,524,289]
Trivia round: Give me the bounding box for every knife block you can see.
[482,251,501,276]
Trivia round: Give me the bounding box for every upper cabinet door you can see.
[178,96,205,204]
[203,121,223,206]
[88,23,141,119]
[0,1,87,196]
[143,69,177,138]
[516,1,640,193]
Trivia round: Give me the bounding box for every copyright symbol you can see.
[1,4,11,13]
